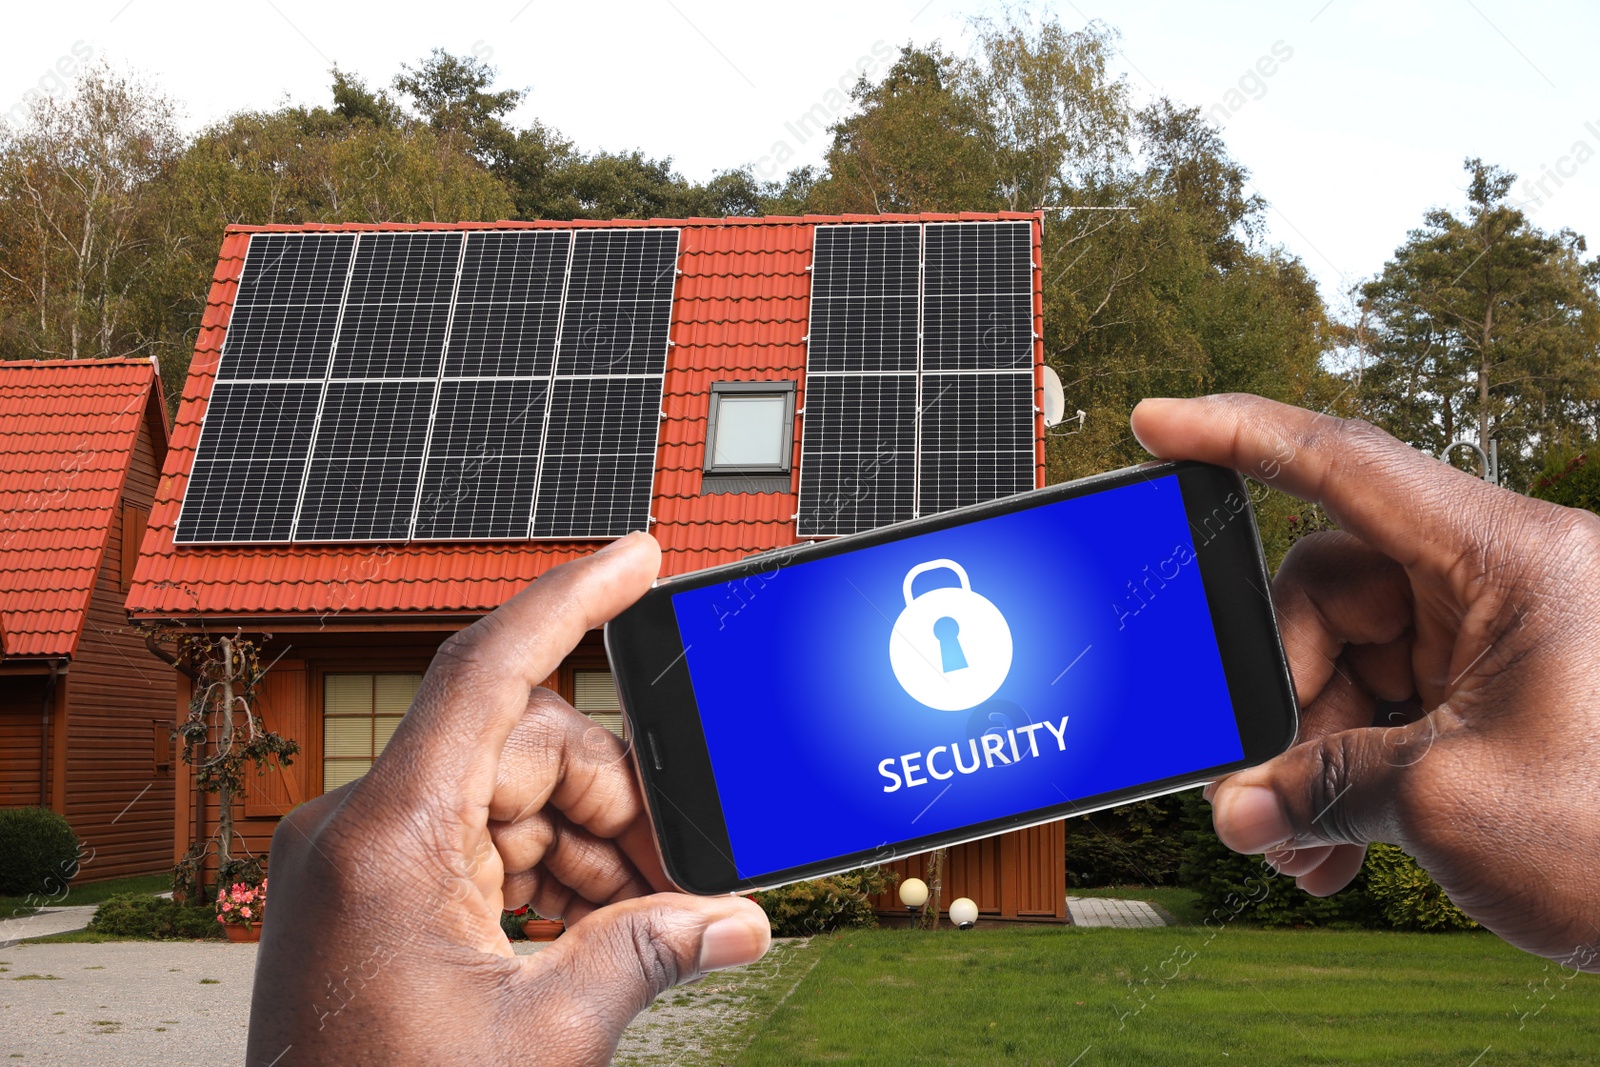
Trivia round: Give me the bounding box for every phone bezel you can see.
[604,460,1299,895]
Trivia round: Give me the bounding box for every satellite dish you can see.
[1041,365,1066,428]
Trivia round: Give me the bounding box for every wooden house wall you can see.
[58,415,176,880]
[872,820,1068,921]
[0,675,49,808]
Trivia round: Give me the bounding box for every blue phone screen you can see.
[668,474,1243,880]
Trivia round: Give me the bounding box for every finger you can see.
[1296,844,1368,897]
[488,687,643,839]
[1294,656,1376,743]
[488,687,676,892]
[1131,394,1497,576]
[1344,641,1416,705]
[368,532,661,813]
[1210,720,1429,853]
[505,860,655,922]
[521,894,770,1060]
[1272,531,1414,710]
[1264,843,1333,877]
[494,813,652,908]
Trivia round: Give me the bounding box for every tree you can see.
[169,632,299,892]
[1353,158,1600,485]
[791,14,1334,494]
[0,63,183,363]
[809,44,1000,213]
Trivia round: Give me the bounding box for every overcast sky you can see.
[5,0,1598,307]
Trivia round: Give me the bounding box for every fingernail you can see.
[698,916,767,973]
[1202,780,1219,803]
[1215,785,1292,854]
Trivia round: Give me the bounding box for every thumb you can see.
[527,893,770,1053]
[1209,722,1423,856]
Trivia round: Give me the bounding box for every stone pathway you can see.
[0,907,99,947]
[1066,896,1171,928]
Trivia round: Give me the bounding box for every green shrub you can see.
[1180,790,1378,928]
[88,894,225,939]
[1181,794,1479,931]
[0,806,81,897]
[753,867,895,937]
[1365,844,1479,931]
[1064,796,1191,887]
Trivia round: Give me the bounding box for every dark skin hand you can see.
[1132,394,1600,972]
[245,533,771,1066]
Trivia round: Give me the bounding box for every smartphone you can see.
[605,460,1298,895]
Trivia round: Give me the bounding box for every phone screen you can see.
[665,471,1244,881]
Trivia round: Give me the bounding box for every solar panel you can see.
[530,229,679,538]
[917,371,1035,514]
[554,228,679,375]
[176,382,325,542]
[415,230,571,540]
[922,221,1034,371]
[917,221,1036,513]
[330,232,462,379]
[413,379,548,539]
[176,231,356,543]
[797,224,921,536]
[796,374,917,534]
[797,220,1037,536]
[213,233,355,382]
[531,377,664,537]
[294,380,436,541]
[178,226,681,544]
[806,223,920,373]
[444,230,570,378]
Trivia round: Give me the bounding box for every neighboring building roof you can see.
[0,357,167,658]
[128,214,1045,623]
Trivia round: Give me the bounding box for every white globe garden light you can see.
[950,897,979,930]
[898,877,929,928]
[898,878,929,908]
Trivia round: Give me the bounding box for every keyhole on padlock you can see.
[932,616,968,673]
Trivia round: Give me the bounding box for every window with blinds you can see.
[323,672,422,791]
[573,669,625,738]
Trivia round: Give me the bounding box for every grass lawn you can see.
[734,926,1598,1065]
[0,873,170,917]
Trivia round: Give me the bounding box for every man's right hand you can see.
[1132,393,1600,971]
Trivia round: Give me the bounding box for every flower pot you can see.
[522,919,564,942]
[224,923,261,943]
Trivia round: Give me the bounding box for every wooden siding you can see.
[57,412,177,880]
[873,820,1068,921]
[0,675,48,807]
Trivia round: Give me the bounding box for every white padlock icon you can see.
[889,559,1013,711]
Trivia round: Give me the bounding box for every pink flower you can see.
[241,907,252,919]
[216,914,225,923]
[221,899,232,911]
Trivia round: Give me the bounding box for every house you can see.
[127,213,1066,921]
[0,357,176,881]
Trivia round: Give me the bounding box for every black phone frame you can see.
[604,460,1299,895]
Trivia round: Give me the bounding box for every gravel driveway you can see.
[1,941,257,1066]
[1,937,816,1066]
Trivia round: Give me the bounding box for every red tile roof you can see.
[0,358,165,658]
[127,214,1045,623]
